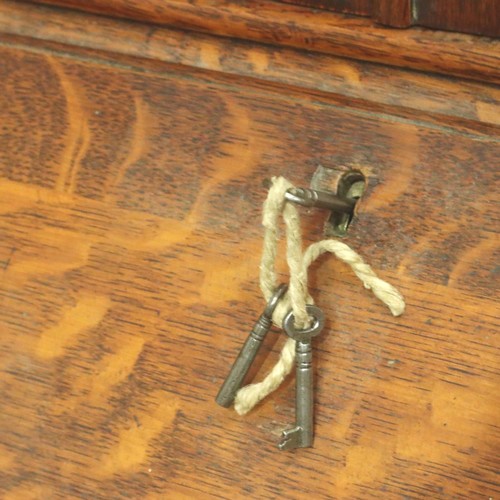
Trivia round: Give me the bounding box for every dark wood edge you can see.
[19,0,500,83]
[373,0,412,27]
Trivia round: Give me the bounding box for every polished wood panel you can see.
[281,0,499,37]
[0,37,499,498]
[279,0,372,16]
[1,1,499,136]
[22,0,500,82]
[374,0,412,27]
[414,0,499,37]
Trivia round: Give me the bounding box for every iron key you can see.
[216,284,288,408]
[278,305,325,450]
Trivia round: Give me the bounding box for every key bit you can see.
[278,305,324,451]
[215,284,288,408]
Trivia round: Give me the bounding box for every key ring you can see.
[264,283,288,318]
[282,305,325,342]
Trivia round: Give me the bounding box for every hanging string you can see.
[233,176,405,416]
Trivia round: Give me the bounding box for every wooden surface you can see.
[279,0,372,16]
[1,0,499,137]
[283,0,500,37]
[0,15,499,497]
[374,0,412,27]
[414,0,499,37]
[23,0,500,83]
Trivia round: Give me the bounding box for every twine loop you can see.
[233,176,405,415]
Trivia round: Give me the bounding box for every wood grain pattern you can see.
[1,0,499,137]
[373,0,412,27]
[414,0,500,37]
[22,0,500,82]
[0,33,499,498]
[294,0,500,37]
[279,0,372,16]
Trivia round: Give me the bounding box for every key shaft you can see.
[295,340,314,447]
[278,305,324,451]
[215,284,287,408]
[215,313,271,408]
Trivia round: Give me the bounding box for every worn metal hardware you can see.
[278,305,325,451]
[285,187,355,214]
[215,283,288,408]
[327,170,366,237]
